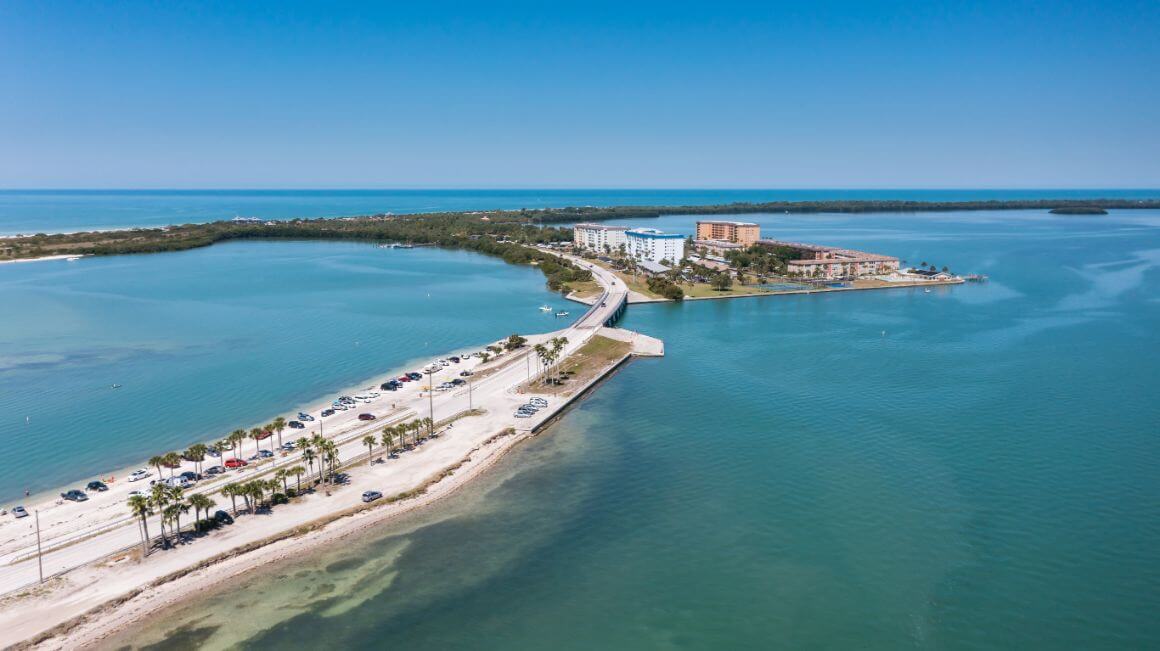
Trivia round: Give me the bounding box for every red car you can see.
[398,376,411,382]
[224,458,248,469]
[358,413,376,421]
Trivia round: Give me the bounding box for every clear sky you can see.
[1,1,1157,189]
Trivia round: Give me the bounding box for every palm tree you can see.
[149,483,171,546]
[272,417,287,450]
[533,344,549,382]
[162,451,182,477]
[363,435,377,465]
[289,465,306,494]
[148,455,165,480]
[302,447,317,484]
[322,442,338,482]
[275,468,289,493]
[249,427,264,458]
[212,440,228,463]
[380,427,396,456]
[187,443,208,475]
[188,493,215,531]
[229,429,246,461]
[248,480,266,511]
[422,416,434,438]
[127,494,153,556]
[222,482,240,515]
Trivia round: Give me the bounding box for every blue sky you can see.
[1,1,1157,188]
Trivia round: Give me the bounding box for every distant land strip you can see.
[1,198,1156,262]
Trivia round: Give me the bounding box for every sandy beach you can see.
[0,256,650,649]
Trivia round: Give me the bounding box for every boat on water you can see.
[555,311,570,317]
[539,305,553,312]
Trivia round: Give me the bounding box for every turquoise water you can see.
[106,209,1160,649]
[2,188,1158,235]
[0,241,574,501]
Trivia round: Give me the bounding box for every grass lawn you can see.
[519,335,632,396]
[682,283,773,298]
[565,279,603,299]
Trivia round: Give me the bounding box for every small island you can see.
[1049,206,1108,215]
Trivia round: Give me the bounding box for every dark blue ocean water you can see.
[100,208,1160,650]
[1,188,1157,235]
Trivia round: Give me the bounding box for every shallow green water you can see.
[107,209,1160,649]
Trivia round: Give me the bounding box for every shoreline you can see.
[0,254,639,648]
[16,335,648,651]
[0,254,84,265]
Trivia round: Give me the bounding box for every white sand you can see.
[0,255,633,649]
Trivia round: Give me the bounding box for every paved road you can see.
[0,249,625,596]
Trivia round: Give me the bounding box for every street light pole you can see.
[35,510,44,584]
[425,370,435,436]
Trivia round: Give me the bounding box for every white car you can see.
[128,490,146,498]
[514,412,532,418]
[127,469,151,482]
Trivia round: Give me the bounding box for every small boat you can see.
[924,289,931,293]
[110,383,121,389]
[555,311,570,317]
[539,305,553,312]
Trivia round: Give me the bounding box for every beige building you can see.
[757,239,900,279]
[695,221,760,245]
[573,223,628,253]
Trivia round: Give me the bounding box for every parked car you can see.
[408,372,423,380]
[206,447,221,457]
[449,356,461,363]
[451,378,466,386]
[288,420,305,429]
[11,506,28,518]
[321,409,336,417]
[530,398,548,406]
[258,449,274,458]
[60,489,88,502]
[514,412,532,419]
[179,471,201,482]
[127,469,151,482]
[280,442,296,452]
[213,510,234,525]
[459,370,473,377]
[86,480,108,492]
[224,458,247,469]
[205,465,225,475]
[362,491,383,503]
[166,476,192,489]
[128,490,146,498]
[358,413,376,421]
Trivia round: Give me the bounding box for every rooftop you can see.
[698,220,759,227]
[627,228,684,239]
[637,260,671,274]
[574,223,628,231]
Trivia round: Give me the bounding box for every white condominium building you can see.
[626,228,685,265]
[573,223,628,253]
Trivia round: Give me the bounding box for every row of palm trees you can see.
[144,417,292,481]
[127,483,217,556]
[128,416,440,557]
[532,336,569,385]
[360,418,434,465]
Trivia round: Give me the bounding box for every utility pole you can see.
[35,510,44,584]
[426,369,435,436]
[468,375,473,411]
